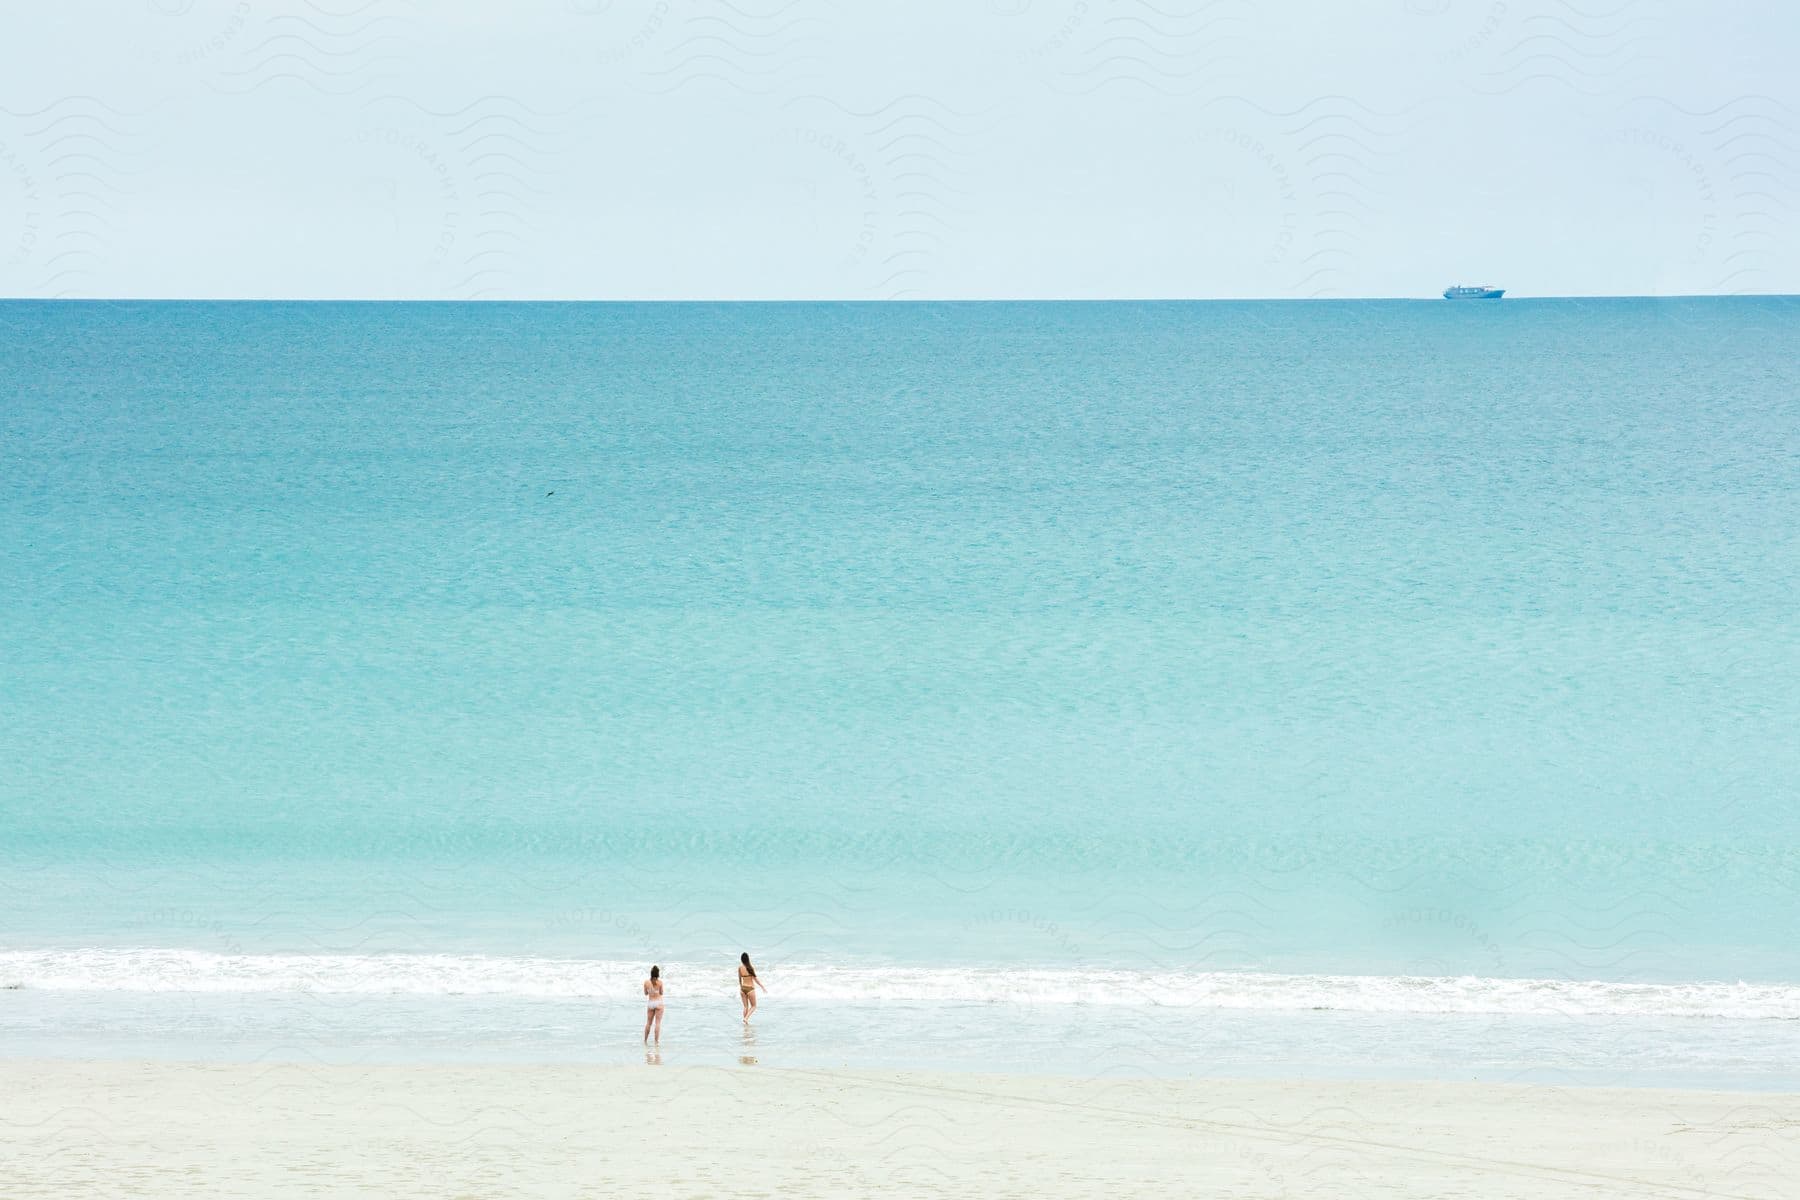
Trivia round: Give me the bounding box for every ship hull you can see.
[1443,287,1504,300]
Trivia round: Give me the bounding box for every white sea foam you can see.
[2,949,1796,1019]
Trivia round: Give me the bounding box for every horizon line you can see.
[4,293,1798,305]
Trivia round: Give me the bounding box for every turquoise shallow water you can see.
[3,298,1798,1083]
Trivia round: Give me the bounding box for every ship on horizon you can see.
[1443,284,1504,299]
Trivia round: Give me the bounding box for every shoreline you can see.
[13,979,1800,1093]
[6,1059,1796,1197]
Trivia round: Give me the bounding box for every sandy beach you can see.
[3,1060,1794,1198]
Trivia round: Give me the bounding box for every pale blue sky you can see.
[2,1,1795,299]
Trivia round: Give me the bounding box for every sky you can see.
[1,1,1795,300]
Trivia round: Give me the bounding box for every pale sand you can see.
[3,1060,1796,1198]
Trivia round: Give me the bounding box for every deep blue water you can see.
[3,299,1798,1083]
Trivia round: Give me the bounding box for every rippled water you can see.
[3,298,1798,1083]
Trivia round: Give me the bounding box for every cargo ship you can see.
[1443,284,1504,299]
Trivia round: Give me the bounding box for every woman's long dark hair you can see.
[740,952,755,978]
[650,965,660,981]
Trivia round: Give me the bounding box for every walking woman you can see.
[643,965,664,1045]
[737,952,766,1021]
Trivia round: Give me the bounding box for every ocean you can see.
[3,298,1798,1087]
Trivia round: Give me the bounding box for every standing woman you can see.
[643,965,664,1045]
[737,952,766,1021]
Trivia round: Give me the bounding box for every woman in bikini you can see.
[737,952,766,1021]
[643,965,664,1045]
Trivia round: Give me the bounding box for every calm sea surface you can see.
[3,299,1798,1084]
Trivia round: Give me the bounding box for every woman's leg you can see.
[643,1009,653,1044]
[651,1007,663,1044]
